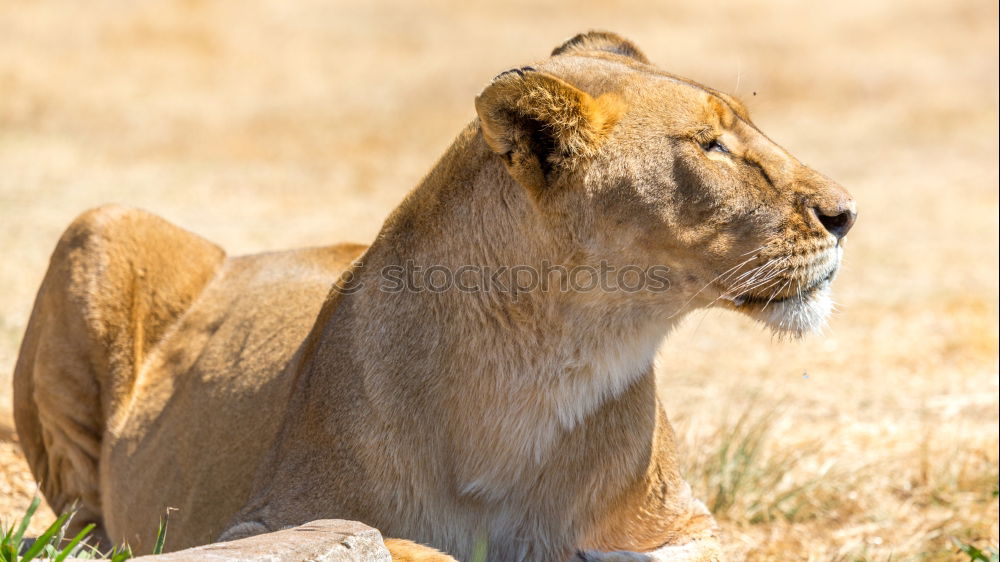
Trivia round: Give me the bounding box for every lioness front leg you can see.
[383,538,458,561]
[573,539,722,562]
[576,477,723,562]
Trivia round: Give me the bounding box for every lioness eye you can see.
[701,139,729,154]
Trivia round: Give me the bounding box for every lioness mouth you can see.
[730,267,837,308]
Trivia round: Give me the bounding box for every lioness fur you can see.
[13,32,855,561]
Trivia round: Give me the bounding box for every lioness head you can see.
[475,31,856,336]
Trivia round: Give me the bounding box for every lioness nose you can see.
[812,204,857,240]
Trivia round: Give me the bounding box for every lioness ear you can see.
[475,67,621,193]
[551,31,649,64]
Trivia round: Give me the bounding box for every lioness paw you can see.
[574,551,651,562]
[384,538,458,561]
[573,541,723,562]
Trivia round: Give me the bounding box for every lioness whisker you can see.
[761,278,793,310]
[726,267,789,301]
[729,255,785,285]
[725,260,791,296]
[726,257,788,295]
[738,242,773,258]
[666,253,762,319]
[720,254,765,283]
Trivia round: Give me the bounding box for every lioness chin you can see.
[13,31,854,561]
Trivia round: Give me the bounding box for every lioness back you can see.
[103,242,365,549]
[14,205,366,551]
[104,241,365,549]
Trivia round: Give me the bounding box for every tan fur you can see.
[13,32,854,561]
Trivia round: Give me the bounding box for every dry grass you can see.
[0,0,996,558]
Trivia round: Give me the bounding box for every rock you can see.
[130,519,391,562]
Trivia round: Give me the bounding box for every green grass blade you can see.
[20,512,70,561]
[109,543,134,562]
[11,495,41,547]
[951,537,1000,562]
[53,523,95,562]
[152,515,168,555]
[470,529,488,562]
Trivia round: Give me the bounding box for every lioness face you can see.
[582,64,857,336]
[477,35,856,336]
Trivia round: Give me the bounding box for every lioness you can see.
[13,32,855,561]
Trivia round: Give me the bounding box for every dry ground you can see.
[0,0,996,559]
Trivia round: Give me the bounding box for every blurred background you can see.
[0,0,996,559]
